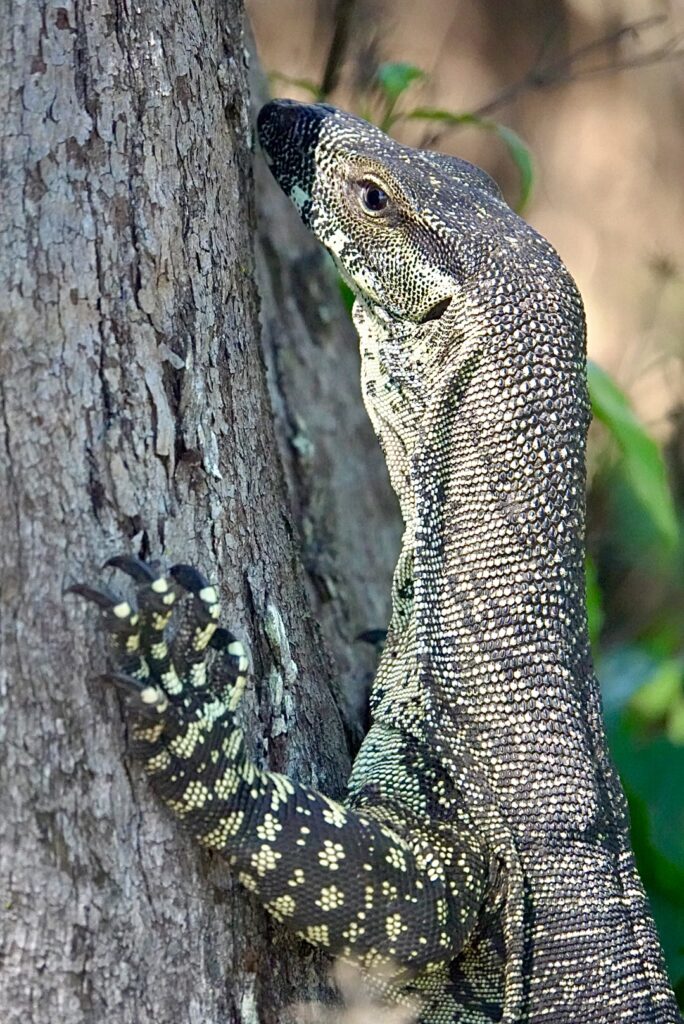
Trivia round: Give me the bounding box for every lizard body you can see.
[75,100,681,1023]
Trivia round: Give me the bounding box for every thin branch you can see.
[471,14,684,119]
[320,0,358,98]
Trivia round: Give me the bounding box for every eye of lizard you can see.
[357,179,390,213]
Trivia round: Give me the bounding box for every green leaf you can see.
[267,72,324,101]
[338,277,355,314]
[598,644,661,718]
[405,107,476,125]
[666,697,684,746]
[607,716,684,994]
[492,124,534,212]
[588,361,680,553]
[375,62,426,103]
[403,108,534,212]
[624,787,684,995]
[608,717,684,868]
[630,657,683,725]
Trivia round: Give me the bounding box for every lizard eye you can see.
[357,180,389,213]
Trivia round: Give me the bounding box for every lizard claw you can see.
[169,563,220,631]
[104,556,180,614]
[71,556,249,736]
[104,554,158,583]
[168,563,211,593]
[98,672,169,719]
[67,583,140,637]
[67,581,124,610]
[209,626,238,650]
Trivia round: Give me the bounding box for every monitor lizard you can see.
[72,99,681,1023]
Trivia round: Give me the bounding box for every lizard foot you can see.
[69,556,249,767]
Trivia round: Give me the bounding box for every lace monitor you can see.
[73,100,681,1023]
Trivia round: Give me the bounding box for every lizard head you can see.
[257,98,509,327]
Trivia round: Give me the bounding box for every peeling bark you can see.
[0,3,399,1021]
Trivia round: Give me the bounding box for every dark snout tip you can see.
[257,99,338,226]
[257,99,336,154]
[256,99,300,138]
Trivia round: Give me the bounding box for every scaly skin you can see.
[74,101,681,1023]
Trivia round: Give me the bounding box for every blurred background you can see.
[249,0,684,1002]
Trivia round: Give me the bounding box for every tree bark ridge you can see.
[0,2,399,1021]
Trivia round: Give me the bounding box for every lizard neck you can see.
[354,299,423,532]
[356,268,604,837]
[354,297,458,537]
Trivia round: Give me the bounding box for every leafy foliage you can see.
[588,375,682,1002]
[373,63,534,212]
[404,109,534,212]
[589,361,679,553]
[375,61,426,130]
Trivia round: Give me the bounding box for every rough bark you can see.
[0,3,399,1022]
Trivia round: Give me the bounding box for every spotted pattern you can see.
[74,101,681,1024]
[258,100,680,1023]
[75,560,484,996]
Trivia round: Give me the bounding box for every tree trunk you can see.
[0,3,399,1022]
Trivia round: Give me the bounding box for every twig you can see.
[320,0,358,98]
[471,14,683,119]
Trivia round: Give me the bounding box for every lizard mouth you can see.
[419,296,453,323]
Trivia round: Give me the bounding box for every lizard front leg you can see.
[71,557,487,994]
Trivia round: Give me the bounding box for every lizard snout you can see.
[257,99,335,225]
